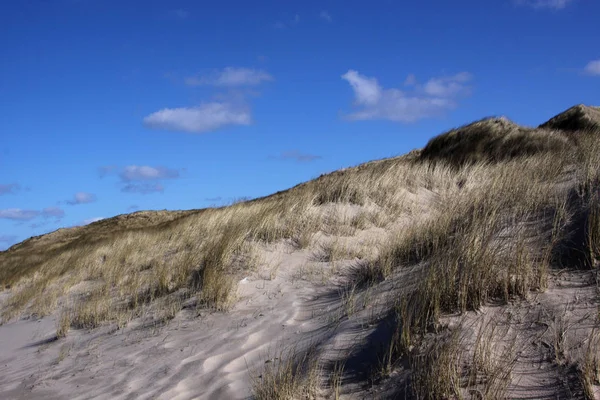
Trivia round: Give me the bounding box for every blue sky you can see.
[1,0,599,249]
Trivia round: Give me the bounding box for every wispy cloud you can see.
[422,72,472,97]
[120,166,179,181]
[121,183,164,194]
[185,67,273,87]
[584,59,600,76]
[154,67,269,133]
[66,192,97,205]
[515,0,575,9]
[97,165,180,194]
[319,11,332,22]
[42,206,65,219]
[0,206,64,221]
[0,183,20,195]
[0,208,40,221]
[341,70,473,122]
[144,102,252,133]
[119,166,176,193]
[272,150,323,163]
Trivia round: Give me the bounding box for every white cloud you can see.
[423,72,473,97]
[156,67,267,134]
[584,60,600,76]
[0,208,39,221]
[67,192,97,205]
[341,70,382,106]
[319,11,332,22]
[144,102,251,133]
[185,67,273,87]
[341,70,472,122]
[516,0,574,9]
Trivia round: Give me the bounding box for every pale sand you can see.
[0,235,358,399]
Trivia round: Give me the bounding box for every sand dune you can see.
[2,105,600,399]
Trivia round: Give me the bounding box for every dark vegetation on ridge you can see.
[539,104,600,133]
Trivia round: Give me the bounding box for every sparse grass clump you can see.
[250,346,321,400]
[56,309,70,338]
[579,328,600,399]
[467,318,516,398]
[409,318,515,399]
[411,329,464,399]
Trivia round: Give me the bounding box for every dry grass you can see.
[366,155,568,347]
[250,346,321,400]
[56,308,70,338]
[410,318,515,400]
[468,318,516,398]
[588,197,600,268]
[419,116,571,168]
[1,143,460,332]
[329,361,345,400]
[579,328,600,399]
[410,328,464,399]
[582,132,600,267]
[0,137,580,339]
[540,104,600,133]
[354,122,596,397]
[0,106,599,397]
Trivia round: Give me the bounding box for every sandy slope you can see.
[2,201,600,399]
[0,237,354,399]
